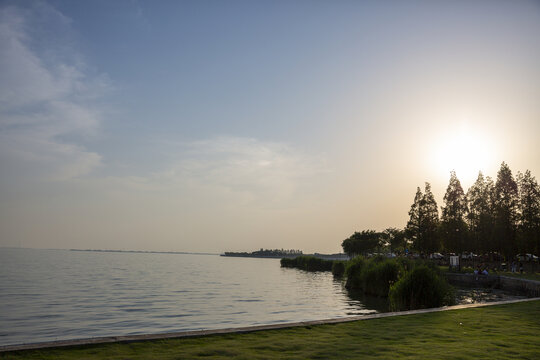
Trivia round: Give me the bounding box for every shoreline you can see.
[221,253,349,260]
[2,297,538,353]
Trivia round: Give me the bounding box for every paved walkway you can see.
[2,297,539,353]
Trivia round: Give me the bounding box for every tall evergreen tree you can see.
[466,172,495,254]
[441,171,468,253]
[406,183,440,254]
[493,162,519,259]
[516,170,540,255]
[421,182,440,253]
[405,187,422,249]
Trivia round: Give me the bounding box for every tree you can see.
[421,183,441,253]
[405,183,440,254]
[516,170,540,255]
[342,230,382,258]
[466,172,495,254]
[440,171,468,253]
[493,162,519,259]
[382,227,406,254]
[405,187,423,249]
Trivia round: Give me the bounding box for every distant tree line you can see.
[252,248,303,256]
[224,249,303,257]
[342,162,540,261]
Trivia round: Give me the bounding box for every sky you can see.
[1,0,539,253]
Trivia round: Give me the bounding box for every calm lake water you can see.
[0,248,523,346]
[0,248,384,346]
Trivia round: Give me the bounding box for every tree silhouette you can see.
[466,172,495,254]
[383,227,406,254]
[494,162,519,259]
[406,183,440,254]
[405,187,423,251]
[517,170,540,255]
[341,162,538,261]
[441,171,469,253]
[342,230,382,257]
[421,183,440,253]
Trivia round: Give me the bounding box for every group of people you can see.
[472,261,525,275]
[510,261,524,274]
[473,266,489,276]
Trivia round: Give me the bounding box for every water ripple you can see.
[0,249,380,346]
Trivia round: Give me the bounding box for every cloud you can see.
[0,2,108,182]
[141,136,330,205]
[183,137,319,189]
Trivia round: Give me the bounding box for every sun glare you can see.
[432,123,496,186]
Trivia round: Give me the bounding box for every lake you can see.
[0,248,523,347]
[0,248,382,346]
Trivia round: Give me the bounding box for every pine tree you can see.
[406,183,440,254]
[466,172,495,254]
[517,170,540,255]
[405,187,423,249]
[441,171,468,253]
[493,162,518,259]
[421,182,440,253]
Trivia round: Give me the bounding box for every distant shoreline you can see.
[69,249,218,256]
[221,252,349,260]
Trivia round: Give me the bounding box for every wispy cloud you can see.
[102,136,329,206]
[177,136,326,198]
[0,3,109,182]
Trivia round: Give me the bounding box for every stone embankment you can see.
[445,273,540,297]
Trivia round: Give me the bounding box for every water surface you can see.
[0,248,524,346]
[0,248,378,346]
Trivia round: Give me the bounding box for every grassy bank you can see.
[2,300,539,359]
[439,265,540,281]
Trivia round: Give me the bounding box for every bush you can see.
[332,261,346,277]
[389,265,455,311]
[346,258,400,297]
[370,254,387,264]
[361,260,400,297]
[345,257,366,289]
[395,257,414,273]
[280,256,334,272]
[415,259,443,275]
[280,257,296,268]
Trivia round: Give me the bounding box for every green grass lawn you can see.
[2,300,540,360]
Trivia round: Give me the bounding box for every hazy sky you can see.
[1,0,539,253]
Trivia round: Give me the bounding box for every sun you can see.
[432,123,496,186]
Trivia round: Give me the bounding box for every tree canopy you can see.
[342,230,382,257]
